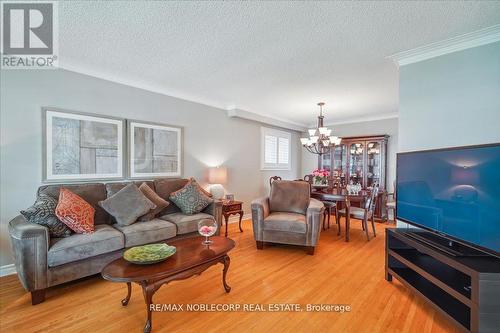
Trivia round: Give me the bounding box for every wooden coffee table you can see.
[101,236,235,333]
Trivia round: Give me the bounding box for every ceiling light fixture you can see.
[300,102,341,155]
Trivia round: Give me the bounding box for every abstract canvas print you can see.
[129,121,182,178]
[44,109,124,181]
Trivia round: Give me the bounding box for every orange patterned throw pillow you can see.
[55,188,95,234]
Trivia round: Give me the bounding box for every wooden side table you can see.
[221,200,243,237]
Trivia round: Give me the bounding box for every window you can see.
[261,127,291,170]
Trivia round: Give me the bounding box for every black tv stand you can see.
[386,229,500,332]
[403,231,491,257]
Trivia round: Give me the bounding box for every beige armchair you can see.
[251,180,324,255]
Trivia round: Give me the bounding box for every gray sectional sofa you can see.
[8,178,222,305]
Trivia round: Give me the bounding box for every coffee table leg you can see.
[140,282,154,333]
[221,255,231,293]
[121,282,131,306]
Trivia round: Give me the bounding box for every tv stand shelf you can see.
[386,229,500,333]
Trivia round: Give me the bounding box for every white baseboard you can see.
[0,264,16,277]
[225,213,251,224]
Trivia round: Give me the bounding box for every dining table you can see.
[310,187,371,242]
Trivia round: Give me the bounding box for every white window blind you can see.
[261,127,291,170]
[264,135,278,164]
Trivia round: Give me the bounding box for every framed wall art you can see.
[128,120,182,178]
[43,108,125,181]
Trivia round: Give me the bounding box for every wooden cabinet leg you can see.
[306,246,315,255]
[256,241,264,249]
[122,282,131,306]
[31,289,46,305]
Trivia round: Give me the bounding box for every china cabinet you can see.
[318,135,389,189]
[317,135,389,221]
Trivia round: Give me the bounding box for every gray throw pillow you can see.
[21,195,72,238]
[99,184,156,226]
[169,178,213,215]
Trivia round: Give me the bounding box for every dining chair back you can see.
[269,176,282,186]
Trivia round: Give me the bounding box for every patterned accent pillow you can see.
[169,178,214,215]
[55,188,95,234]
[191,178,213,198]
[21,195,72,238]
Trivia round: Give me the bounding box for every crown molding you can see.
[307,112,399,128]
[59,62,230,111]
[227,109,307,132]
[388,24,500,66]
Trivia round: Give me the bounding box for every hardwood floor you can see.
[0,218,459,333]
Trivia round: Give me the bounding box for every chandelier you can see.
[301,102,341,155]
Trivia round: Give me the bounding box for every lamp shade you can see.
[208,167,227,184]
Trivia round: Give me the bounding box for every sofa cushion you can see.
[138,182,170,221]
[154,178,189,214]
[160,212,214,234]
[21,195,72,238]
[48,224,124,267]
[38,183,108,225]
[269,180,310,215]
[264,212,307,234]
[99,184,156,226]
[113,219,177,247]
[169,179,213,215]
[55,188,95,234]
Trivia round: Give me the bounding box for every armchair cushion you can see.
[264,212,307,233]
[269,180,310,215]
[48,225,124,267]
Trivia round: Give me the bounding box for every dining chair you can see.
[306,175,340,233]
[269,176,282,186]
[338,186,379,240]
[386,180,396,223]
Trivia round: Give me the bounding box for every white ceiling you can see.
[59,1,500,126]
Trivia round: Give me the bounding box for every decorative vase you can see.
[198,219,218,245]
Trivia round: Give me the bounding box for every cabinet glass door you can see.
[332,144,347,184]
[320,152,331,173]
[349,143,364,186]
[366,141,381,188]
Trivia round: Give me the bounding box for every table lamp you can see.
[208,166,227,199]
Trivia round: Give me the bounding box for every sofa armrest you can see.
[8,215,49,292]
[305,198,324,246]
[203,200,223,235]
[251,197,270,241]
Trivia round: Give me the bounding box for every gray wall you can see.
[0,69,301,266]
[301,118,399,192]
[399,41,500,152]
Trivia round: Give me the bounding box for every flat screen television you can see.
[396,143,500,257]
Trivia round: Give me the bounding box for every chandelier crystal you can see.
[301,102,341,155]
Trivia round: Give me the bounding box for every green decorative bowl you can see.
[123,243,176,265]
